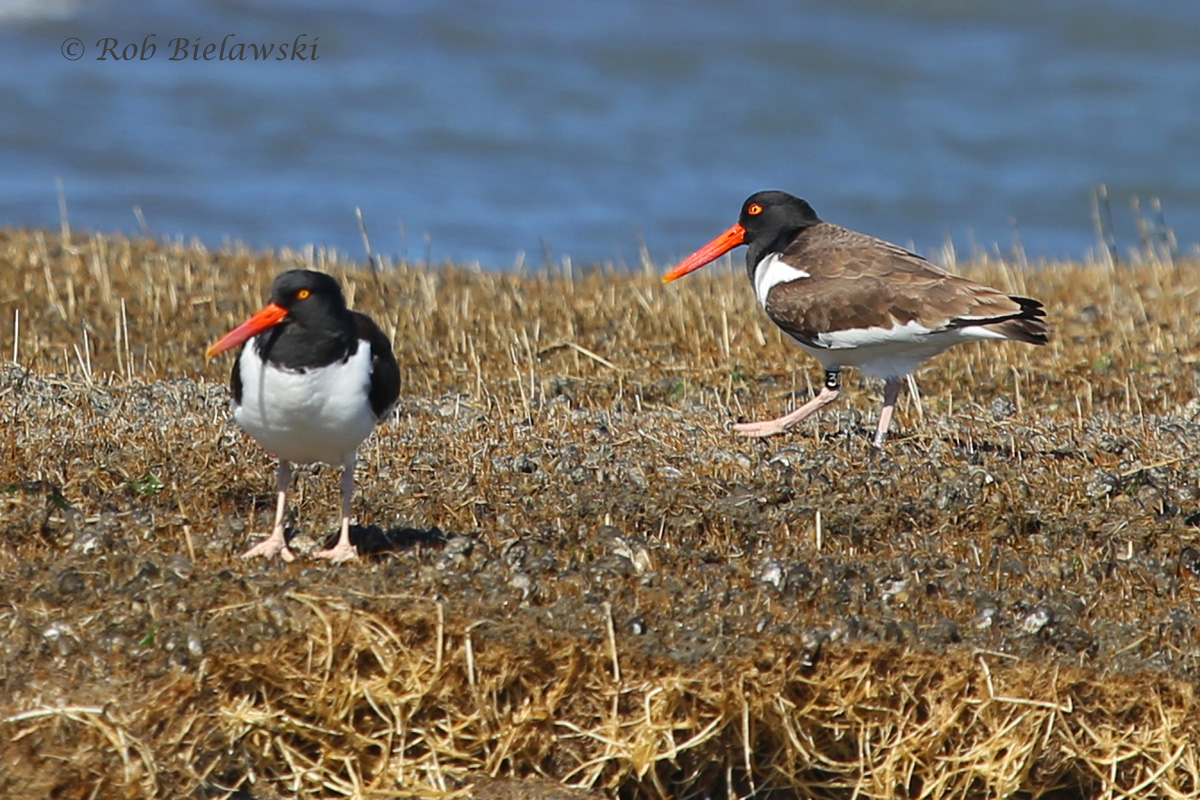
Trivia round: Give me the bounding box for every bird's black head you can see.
[267,270,349,322]
[206,269,353,361]
[737,191,821,259]
[663,190,823,283]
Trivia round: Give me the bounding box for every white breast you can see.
[753,252,810,308]
[233,341,377,465]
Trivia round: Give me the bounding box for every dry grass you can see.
[1,227,1199,799]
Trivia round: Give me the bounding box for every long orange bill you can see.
[206,303,289,358]
[662,223,747,282]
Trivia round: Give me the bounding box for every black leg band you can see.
[824,370,841,390]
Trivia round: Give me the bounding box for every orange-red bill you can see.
[206,302,289,358]
[662,223,747,282]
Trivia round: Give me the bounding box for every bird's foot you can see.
[732,420,789,438]
[241,530,296,562]
[313,540,358,563]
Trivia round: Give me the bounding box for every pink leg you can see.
[733,370,842,438]
[872,377,904,448]
[241,460,296,562]
[314,455,359,563]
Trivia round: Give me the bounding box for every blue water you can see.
[1,0,1197,268]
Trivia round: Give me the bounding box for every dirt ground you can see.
[1,230,1199,798]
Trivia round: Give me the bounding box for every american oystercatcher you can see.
[664,191,1049,446]
[207,269,400,562]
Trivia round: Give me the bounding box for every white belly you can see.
[234,341,376,465]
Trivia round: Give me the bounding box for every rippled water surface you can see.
[1,0,1197,267]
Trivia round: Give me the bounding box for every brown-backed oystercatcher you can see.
[664,191,1049,446]
[207,269,400,562]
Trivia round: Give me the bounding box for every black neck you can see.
[745,226,806,281]
[254,312,357,370]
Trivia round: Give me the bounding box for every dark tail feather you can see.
[985,295,1049,345]
[949,295,1050,345]
[990,316,1050,345]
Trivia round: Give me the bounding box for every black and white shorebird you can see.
[664,191,1050,447]
[207,269,400,562]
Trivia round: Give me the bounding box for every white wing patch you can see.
[815,319,937,350]
[795,320,1012,379]
[754,252,810,308]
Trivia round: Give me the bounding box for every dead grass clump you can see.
[76,590,1194,798]
[3,704,160,798]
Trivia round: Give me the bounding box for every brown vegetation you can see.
[1,228,1199,798]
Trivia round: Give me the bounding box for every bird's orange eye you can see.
[747,203,763,216]
[297,289,311,300]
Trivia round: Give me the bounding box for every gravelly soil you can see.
[4,362,1200,682]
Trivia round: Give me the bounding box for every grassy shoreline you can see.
[2,229,1199,798]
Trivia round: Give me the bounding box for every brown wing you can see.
[353,312,401,419]
[764,223,1047,346]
